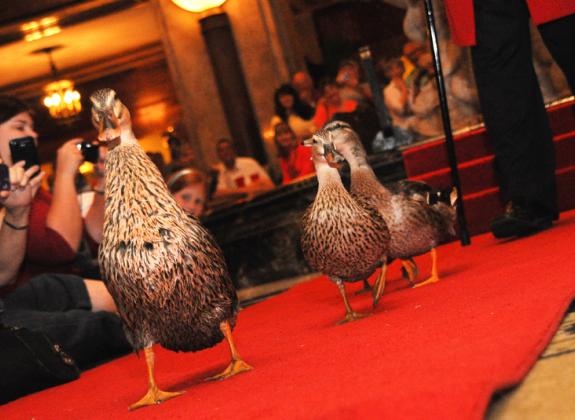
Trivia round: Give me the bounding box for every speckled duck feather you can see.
[300,137,390,283]
[99,142,237,352]
[322,122,456,260]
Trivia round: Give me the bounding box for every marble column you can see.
[150,0,305,168]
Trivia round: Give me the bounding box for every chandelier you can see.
[34,46,82,120]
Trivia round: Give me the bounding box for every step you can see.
[402,128,491,177]
[402,99,575,178]
[459,187,503,236]
[548,99,575,136]
[453,165,575,236]
[411,155,496,196]
[557,165,575,212]
[407,130,575,192]
[555,131,575,169]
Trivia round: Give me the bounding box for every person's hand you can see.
[392,77,409,101]
[0,161,44,215]
[55,138,84,177]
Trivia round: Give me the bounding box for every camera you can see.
[77,141,100,163]
[0,164,10,191]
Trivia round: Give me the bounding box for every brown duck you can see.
[300,127,390,324]
[90,89,252,410]
[321,121,457,306]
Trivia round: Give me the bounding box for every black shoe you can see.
[490,202,553,239]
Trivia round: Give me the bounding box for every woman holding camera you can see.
[0,96,130,385]
[0,96,106,295]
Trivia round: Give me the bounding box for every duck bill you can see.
[323,144,345,167]
[97,112,121,142]
[302,137,314,147]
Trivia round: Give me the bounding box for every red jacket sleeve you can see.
[26,189,77,266]
[528,1,575,24]
[443,0,575,47]
[443,0,476,47]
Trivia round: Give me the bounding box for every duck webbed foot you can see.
[333,278,370,324]
[354,279,372,295]
[206,320,253,381]
[337,310,369,325]
[207,359,253,381]
[129,346,184,411]
[130,386,184,411]
[413,248,440,288]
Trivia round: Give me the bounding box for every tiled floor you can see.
[487,302,575,419]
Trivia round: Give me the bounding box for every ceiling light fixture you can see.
[33,46,81,120]
[22,17,61,42]
[171,0,227,13]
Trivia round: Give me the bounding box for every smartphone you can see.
[0,164,9,191]
[9,136,40,176]
[77,141,100,163]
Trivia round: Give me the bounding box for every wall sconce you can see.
[171,0,227,14]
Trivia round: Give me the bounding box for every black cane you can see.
[358,46,393,138]
[424,0,471,245]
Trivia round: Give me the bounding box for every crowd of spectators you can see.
[155,43,456,218]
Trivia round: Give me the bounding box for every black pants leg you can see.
[538,13,575,94]
[471,0,558,218]
[1,274,131,370]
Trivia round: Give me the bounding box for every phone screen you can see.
[9,136,40,176]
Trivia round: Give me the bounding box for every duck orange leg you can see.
[372,261,388,308]
[334,279,369,324]
[206,320,253,381]
[400,258,418,287]
[414,248,439,288]
[129,346,184,411]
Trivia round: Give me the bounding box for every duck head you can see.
[302,125,346,167]
[319,120,367,163]
[90,88,130,143]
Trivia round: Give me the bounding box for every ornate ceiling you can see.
[0,0,159,96]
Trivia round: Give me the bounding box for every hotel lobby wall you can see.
[151,0,310,169]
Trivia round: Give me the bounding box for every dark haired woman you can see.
[270,84,317,139]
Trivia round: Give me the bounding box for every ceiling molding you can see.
[0,1,146,46]
[2,41,165,99]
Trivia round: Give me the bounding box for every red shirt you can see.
[0,189,90,297]
[443,0,575,46]
[313,99,358,129]
[279,145,315,184]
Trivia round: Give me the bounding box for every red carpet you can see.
[4,211,575,419]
